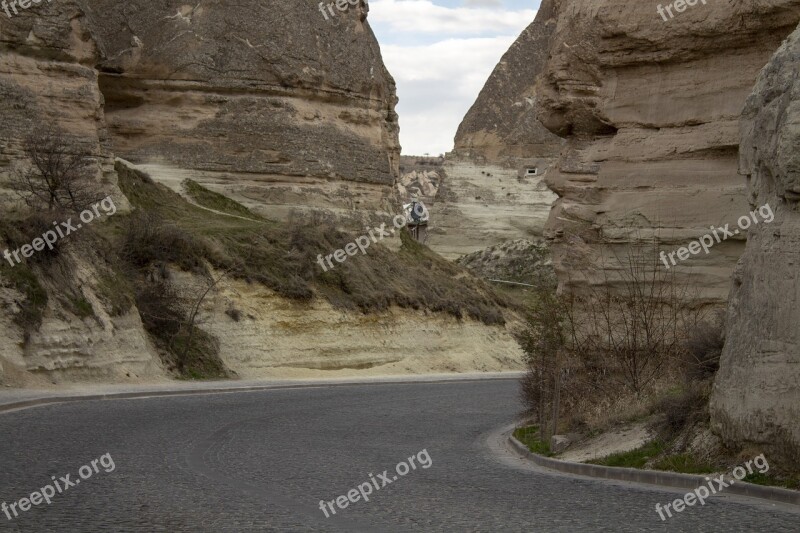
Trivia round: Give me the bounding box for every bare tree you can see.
[518,289,569,439]
[135,268,229,378]
[519,238,704,434]
[10,126,101,212]
[174,267,233,373]
[565,240,702,396]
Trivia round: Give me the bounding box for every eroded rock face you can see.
[426,158,556,260]
[85,0,399,218]
[0,0,401,379]
[1,1,399,217]
[711,24,800,462]
[454,0,563,164]
[0,1,124,210]
[535,0,800,305]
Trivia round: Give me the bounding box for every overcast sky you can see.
[368,0,540,156]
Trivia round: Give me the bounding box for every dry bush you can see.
[517,288,568,437]
[566,243,701,396]
[121,211,211,273]
[116,165,509,326]
[649,386,709,443]
[134,278,227,379]
[519,240,705,435]
[0,211,65,265]
[683,313,725,381]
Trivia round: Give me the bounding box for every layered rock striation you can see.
[87,0,400,219]
[426,158,556,260]
[535,0,800,305]
[444,1,562,261]
[711,23,800,462]
[1,1,399,217]
[0,0,404,381]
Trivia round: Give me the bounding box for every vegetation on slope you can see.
[114,162,508,325]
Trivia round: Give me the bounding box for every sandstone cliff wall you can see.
[0,1,126,211]
[443,2,562,261]
[426,158,556,260]
[0,2,524,384]
[1,1,399,219]
[535,0,800,305]
[711,24,800,461]
[85,0,400,220]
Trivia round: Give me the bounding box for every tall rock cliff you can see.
[535,0,800,305]
[454,0,562,164]
[88,0,400,220]
[0,0,406,382]
[711,23,800,462]
[438,1,562,260]
[1,0,399,218]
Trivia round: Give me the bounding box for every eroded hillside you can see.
[0,1,525,385]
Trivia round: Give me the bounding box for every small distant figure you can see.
[403,196,429,243]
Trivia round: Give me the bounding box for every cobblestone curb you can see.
[509,433,800,506]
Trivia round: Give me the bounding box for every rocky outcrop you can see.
[87,0,399,221]
[711,24,800,462]
[1,1,399,219]
[0,1,125,211]
[535,0,800,305]
[0,1,402,382]
[445,1,563,261]
[425,158,556,260]
[454,0,563,164]
[198,277,524,378]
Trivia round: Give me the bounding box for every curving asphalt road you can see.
[0,379,798,532]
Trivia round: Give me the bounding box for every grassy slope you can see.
[112,162,509,325]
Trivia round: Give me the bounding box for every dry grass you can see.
[112,161,509,325]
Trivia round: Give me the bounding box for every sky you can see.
[368,0,541,156]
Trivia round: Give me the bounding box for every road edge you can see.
[0,373,522,415]
[508,433,800,506]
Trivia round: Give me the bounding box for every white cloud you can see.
[381,36,520,155]
[368,0,536,154]
[370,0,535,35]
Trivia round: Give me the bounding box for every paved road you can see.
[0,379,797,532]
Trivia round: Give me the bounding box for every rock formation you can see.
[442,1,562,261]
[426,159,556,260]
[454,0,562,164]
[0,1,527,384]
[535,0,800,305]
[0,1,124,211]
[711,23,800,462]
[1,1,399,219]
[0,0,398,382]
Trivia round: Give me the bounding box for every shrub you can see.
[517,286,573,438]
[649,387,708,442]
[121,211,210,272]
[9,126,102,212]
[0,262,48,335]
[134,280,227,379]
[0,212,65,265]
[68,296,94,319]
[683,314,725,381]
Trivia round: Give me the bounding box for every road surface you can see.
[0,379,797,531]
